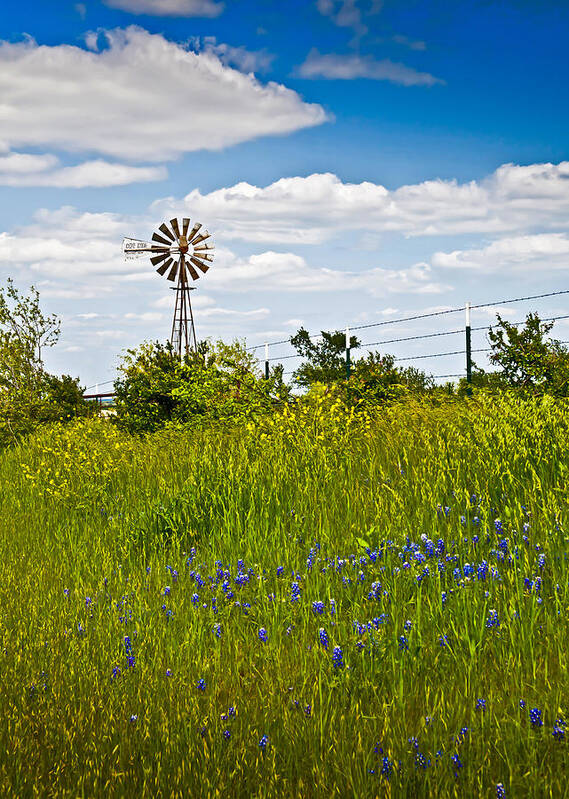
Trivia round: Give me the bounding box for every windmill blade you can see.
[193,243,215,252]
[182,218,190,236]
[166,260,179,281]
[191,231,211,246]
[193,252,213,263]
[152,231,172,246]
[186,261,200,281]
[159,222,176,242]
[190,256,209,274]
[157,257,173,276]
[151,252,169,267]
[187,222,202,243]
[170,218,181,239]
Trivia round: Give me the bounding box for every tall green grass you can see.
[0,393,568,797]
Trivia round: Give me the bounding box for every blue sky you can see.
[0,0,568,386]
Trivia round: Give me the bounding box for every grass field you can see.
[0,393,567,798]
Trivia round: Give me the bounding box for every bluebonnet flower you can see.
[475,698,486,712]
[63,588,69,596]
[223,729,231,740]
[330,599,336,615]
[258,627,268,643]
[552,718,566,740]
[356,640,365,651]
[124,635,132,653]
[259,734,268,752]
[332,646,344,669]
[486,609,500,629]
[398,635,409,651]
[191,593,199,605]
[319,628,329,650]
[111,666,121,680]
[519,699,526,709]
[451,753,463,771]
[85,597,91,606]
[276,566,284,577]
[214,624,222,639]
[404,619,412,631]
[438,635,448,648]
[304,704,311,716]
[127,656,135,668]
[380,756,393,779]
[496,783,506,798]
[538,554,546,570]
[228,706,236,717]
[367,581,382,600]
[165,669,172,678]
[530,708,543,727]
[130,714,137,723]
[312,600,325,615]
[197,678,206,691]
[291,582,301,603]
[164,586,170,596]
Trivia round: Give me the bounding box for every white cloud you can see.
[103,0,224,17]
[0,27,327,162]
[158,161,569,244]
[207,250,448,296]
[316,0,382,40]
[298,49,443,86]
[125,311,163,320]
[196,37,275,73]
[432,233,569,272]
[392,34,426,51]
[0,153,166,187]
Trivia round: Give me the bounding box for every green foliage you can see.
[488,312,569,395]
[0,281,86,445]
[291,327,360,386]
[1,395,569,796]
[291,326,433,406]
[113,338,290,434]
[41,374,95,422]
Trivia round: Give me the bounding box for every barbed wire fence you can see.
[83,288,569,397]
[246,289,569,385]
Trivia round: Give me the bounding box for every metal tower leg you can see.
[170,266,197,359]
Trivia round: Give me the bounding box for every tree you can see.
[113,339,290,434]
[291,327,360,387]
[0,281,89,445]
[0,279,59,363]
[488,312,569,395]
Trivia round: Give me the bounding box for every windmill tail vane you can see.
[122,217,215,359]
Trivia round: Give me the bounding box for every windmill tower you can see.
[123,218,214,358]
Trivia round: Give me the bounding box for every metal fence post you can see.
[264,342,269,380]
[466,302,472,395]
[345,327,351,380]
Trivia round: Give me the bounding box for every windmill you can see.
[122,218,214,358]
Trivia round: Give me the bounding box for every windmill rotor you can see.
[122,216,215,358]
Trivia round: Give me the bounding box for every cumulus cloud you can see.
[195,37,275,73]
[298,49,443,86]
[103,0,224,17]
[156,161,569,244]
[0,27,327,162]
[206,250,448,296]
[432,233,569,272]
[0,153,166,187]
